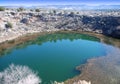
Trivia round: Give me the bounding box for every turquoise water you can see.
[0,33,107,83]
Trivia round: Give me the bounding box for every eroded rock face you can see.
[112,26,120,38]
[55,15,120,38]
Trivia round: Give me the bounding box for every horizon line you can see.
[0,4,120,7]
[0,2,120,6]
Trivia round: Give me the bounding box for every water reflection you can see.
[0,33,100,56]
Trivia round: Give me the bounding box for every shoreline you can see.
[0,30,59,56]
[65,45,120,84]
[0,29,59,44]
[1,30,120,47]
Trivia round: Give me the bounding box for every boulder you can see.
[20,18,29,24]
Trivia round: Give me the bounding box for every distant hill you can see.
[39,5,120,10]
[2,5,120,10]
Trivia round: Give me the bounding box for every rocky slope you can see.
[0,9,120,43]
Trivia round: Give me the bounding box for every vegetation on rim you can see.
[0,6,5,11]
[17,7,24,12]
[5,22,13,28]
[35,9,40,12]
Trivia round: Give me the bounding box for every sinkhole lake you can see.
[0,33,108,83]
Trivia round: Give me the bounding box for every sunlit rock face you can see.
[0,64,41,84]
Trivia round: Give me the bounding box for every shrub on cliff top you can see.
[0,6,5,11]
[35,9,40,12]
[5,22,13,28]
[17,7,24,12]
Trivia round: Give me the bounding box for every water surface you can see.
[0,33,107,83]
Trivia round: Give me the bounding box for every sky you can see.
[0,0,120,6]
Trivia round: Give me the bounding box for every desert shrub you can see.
[0,6,5,11]
[35,9,40,12]
[10,12,15,15]
[53,10,56,14]
[5,22,13,28]
[17,7,24,12]
[30,9,33,12]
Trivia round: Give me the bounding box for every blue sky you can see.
[0,0,120,6]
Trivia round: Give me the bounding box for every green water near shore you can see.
[0,33,107,83]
